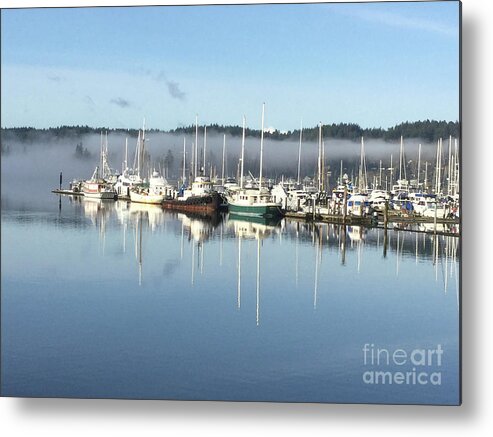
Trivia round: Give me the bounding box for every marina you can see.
[51,115,460,235]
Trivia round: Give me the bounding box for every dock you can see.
[284,211,458,224]
[52,189,84,196]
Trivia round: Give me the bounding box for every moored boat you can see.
[228,188,282,218]
[227,106,283,219]
[163,175,221,213]
[82,167,116,199]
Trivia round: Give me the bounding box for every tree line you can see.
[1,120,459,147]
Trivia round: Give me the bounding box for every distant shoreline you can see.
[1,120,460,144]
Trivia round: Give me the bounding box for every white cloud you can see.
[343,7,457,37]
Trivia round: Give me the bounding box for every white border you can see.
[2,0,493,435]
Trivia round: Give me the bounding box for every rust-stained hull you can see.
[162,192,221,213]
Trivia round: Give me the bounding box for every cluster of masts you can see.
[60,104,460,225]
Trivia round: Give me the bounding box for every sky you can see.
[1,1,460,131]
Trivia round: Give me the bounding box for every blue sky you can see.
[1,1,460,130]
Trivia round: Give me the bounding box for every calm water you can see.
[1,193,460,404]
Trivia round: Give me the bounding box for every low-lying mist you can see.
[1,130,440,210]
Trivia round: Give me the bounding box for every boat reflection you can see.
[228,214,282,326]
[73,198,459,307]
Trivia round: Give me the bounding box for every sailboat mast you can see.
[141,119,146,179]
[437,138,442,195]
[417,143,422,190]
[182,137,186,184]
[297,119,303,185]
[448,135,452,195]
[203,126,207,174]
[190,141,195,182]
[359,136,364,192]
[399,135,403,182]
[99,131,103,179]
[259,103,265,191]
[124,137,128,173]
[317,123,322,192]
[221,134,226,183]
[425,161,428,191]
[379,160,383,189]
[322,139,326,192]
[240,116,246,189]
[194,115,198,179]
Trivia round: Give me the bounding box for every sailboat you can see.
[228,105,283,219]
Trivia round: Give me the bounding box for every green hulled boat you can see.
[228,189,283,218]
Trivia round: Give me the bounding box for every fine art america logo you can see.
[362,344,443,386]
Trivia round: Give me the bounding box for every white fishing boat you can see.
[130,171,171,205]
[82,167,116,199]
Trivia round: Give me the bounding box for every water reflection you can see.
[54,198,461,299]
[1,196,460,404]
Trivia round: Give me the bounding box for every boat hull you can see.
[228,203,283,218]
[130,191,165,205]
[163,192,221,213]
[83,190,116,200]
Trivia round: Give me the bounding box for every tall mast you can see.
[259,103,265,191]
[99,131,103,179]
[448,135,452,195]
[399,135,403,182]
[425,161,428,191]
[140,118,146,179]
[317,122,322,192]
[182,137,186,184]
[135,130,141,177]
[221,134,226,183]
[379,160,382,188]
[455,138,459,196]
[203,126,207,175]
[417,143,421,190]
[360,136,367,192]
[240,116,246,189]
[322,139,326,192]
[454,137,459,196]
[297,119,303,185]
[437,138,442,195]
[190,141,195,181]
[124,137,128,173]
[194,115,198,179]
[390,154,393,188]
[359,136,363,191]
